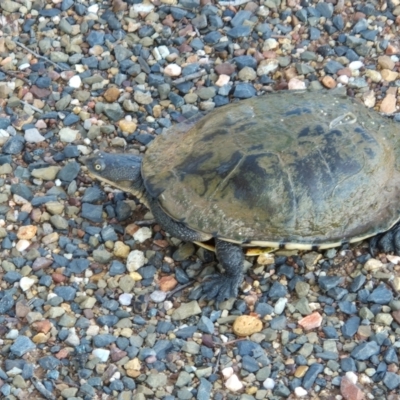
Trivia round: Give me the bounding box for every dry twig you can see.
[30,377,56,400]
[20,100,43,113]
[172,69,207,85]
[0,67,31,85]
[218,0,252,6]
[15,41,68,71]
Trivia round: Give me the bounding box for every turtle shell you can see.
[142,90,400,249]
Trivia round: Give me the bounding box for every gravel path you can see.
[1,0,400,399]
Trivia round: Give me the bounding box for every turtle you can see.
[85,90,400,301]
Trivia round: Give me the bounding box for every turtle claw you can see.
[202,273,243,301]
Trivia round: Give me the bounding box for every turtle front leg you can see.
[202,239,244,301]
[148,197,212,242]
[370,223,400,255]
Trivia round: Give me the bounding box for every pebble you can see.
[225,374,243,392]
[232,315,263,337]
[298,312,322,330]
[172,301,201,320]
[126,250,147,272]
[59,127,79,142]
[164,64,182,77]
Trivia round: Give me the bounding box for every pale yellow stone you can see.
[232,315,263,337]
[119,119,137,133]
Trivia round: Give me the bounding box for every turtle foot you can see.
[202,273,243,301]
[370,223,400,255]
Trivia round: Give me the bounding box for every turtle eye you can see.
[94,159,105,171]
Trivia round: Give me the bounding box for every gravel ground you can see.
[1,0,400,399]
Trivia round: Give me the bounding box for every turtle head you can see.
[85,152,146,200]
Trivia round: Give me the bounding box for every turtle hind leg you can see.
[370,223,400,255]
[202,239,244,301]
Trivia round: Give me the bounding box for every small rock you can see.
[134,90,153,105]
[288,78,306,90]
[263,378,275,390]
[164,64,182,77]
[159,276,178,292]
[321,76,337,89]
[133,227,152,243]
[381,69,398,82]
[298,312,322,330]
[20,277,35,291]
[69,75,82,88]
[24,128,45,143]
[92,348,110,362]
[232,315,263,337]
[119,119,137,134]
[17,225,37,240]
[172,301,202,320]
[126,250,147,272]
[225,374,243,392]
[59,127,79,142]
[104,87,120,102]
[380,93,397,114]
[294,387,308,397]
[340,376,364,400]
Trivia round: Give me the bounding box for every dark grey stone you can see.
[367,285,393,304]
[302,363,323,389]
[81,203,103,223]
[318,276,343,291]
[97,315,119,327]
[2,136,25,155]
[53,286,77,301]
[10,336,35,356]
[351,341,380,360]
[383,372,400,390]
[86,31,105,46]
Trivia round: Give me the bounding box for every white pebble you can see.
[18,63,30,70]
[345,371,358,384]
[92,348,110,362]
[225,374,243,392]
[88,4,99,13]
[6,367,22,377]
[288,78,306,90]
[86,325,100,336]
[263,378,275,390]
[294,387,308,397]
[20,277,35,291]
[274,298,287,314]
[164,63,182,77]
[77,145,90,155]
[119,293,133,306]
[65,328,80,346]
[24,128,45,143]
[6,329,19,339]
[349,61,364,70]
[133,227,152,243]
[16,239,29,252]
[222,367,234,379]
[126,250,147,272]
[59,127,79,143]
[150,290,167,303]
[163,300,173,311]
[215,74,230,87]
[337,75,349,85]
[158,45,170,58]
[0,129,10,138]
[263,38,278,50]
[69,75,82,88]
